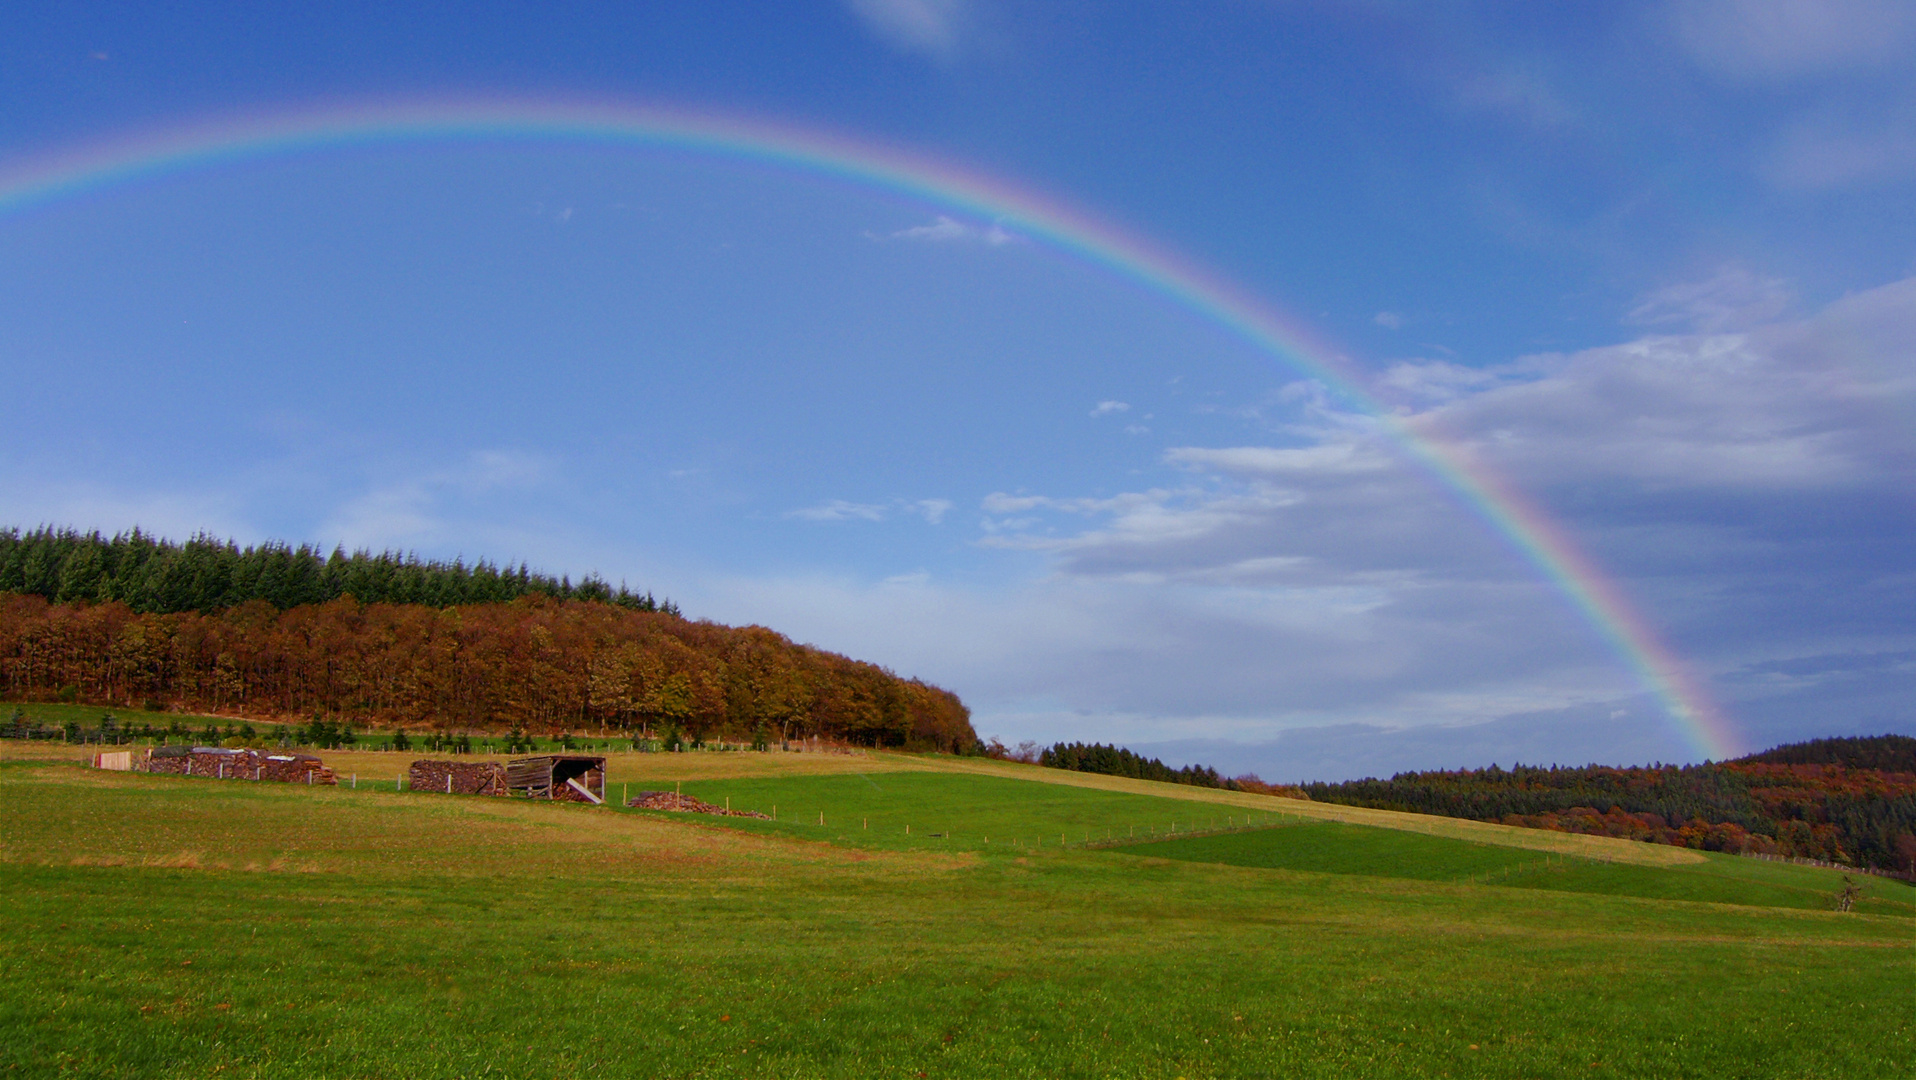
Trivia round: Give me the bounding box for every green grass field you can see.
[1117,822,1916,917]
[2,734,1912,1078]
[623,770,1313,851]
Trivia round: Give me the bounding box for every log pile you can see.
[626,791,770,818]
[254,753,337,785]
[139,747,336,785]
[551,777,600,804]
[407,759,507,796]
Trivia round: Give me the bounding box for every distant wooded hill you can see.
[0,526,675,614]
[0,528,976,752]
[1039,741,1229,788]
[1300,735,1916,875]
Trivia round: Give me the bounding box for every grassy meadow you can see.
[1,724,1912,1078]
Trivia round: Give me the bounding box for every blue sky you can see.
[3,2,1914,779]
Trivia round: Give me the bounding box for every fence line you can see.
[1740,851,1915,883]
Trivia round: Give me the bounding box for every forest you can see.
[0,532,976,752]
[1039,741,1230,788]
[1302,736,1916,874]
[0,526,677,615]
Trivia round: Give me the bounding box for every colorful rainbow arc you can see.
[0,98,1741,761]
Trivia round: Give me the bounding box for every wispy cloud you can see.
[843,0,972,61]
[320,450,552,551]
[788,497,953,524]
[913,498,954,524]
[1377,357,1546,405]
[1670,0,1916,80]
[1762,117,1916,190]
[879,215,1020,246]
[1089,400,1130,417]
[1625,264,1792,332]
[1166,443,1392,477]
[788,500,889,523]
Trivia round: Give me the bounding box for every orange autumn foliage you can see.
[0,592,976,750]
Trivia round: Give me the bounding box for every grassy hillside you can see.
[1120,823,1916,914]
[2,738,1911,1078]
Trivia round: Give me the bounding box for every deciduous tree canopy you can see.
[0,586,976,754]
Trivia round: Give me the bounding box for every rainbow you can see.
[0,98,1741,760]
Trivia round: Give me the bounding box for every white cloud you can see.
[638,278,1916,776]
[1377,356,1545,405]
[890,216,971,242]
[1166,443,1392,477]
[1373,311,1404,329]
[844,0,972,61]
[788,500,889,522]
[788,497,953,524]
[883,215,1019,245]
[931,277,1916,756]
[1409,279,1916,491]
[1670,0,1916,80]
[912,499,953,524]
[979,485,1317,567]
[681,555,1638,757]
[1089,400,1130,417]
[1625,264,1793,332]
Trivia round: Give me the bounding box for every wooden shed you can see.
[506,755,606,804]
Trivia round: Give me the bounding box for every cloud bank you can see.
[695,276,1916,776]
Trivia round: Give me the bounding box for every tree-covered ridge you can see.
[1303,737,1916,874]
[0,526,677,616]
[1039,741,1228,789]
[1743,734,1916,773]
[0,593,977,753]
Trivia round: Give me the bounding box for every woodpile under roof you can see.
[506,755,605,803]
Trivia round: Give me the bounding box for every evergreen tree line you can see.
[1744,734,1916,773]
[0,526,678,616]
[1039,741,1228,789]
[1302,739,1916,874]
[0,592,978,753]
[1307,763,1773,834]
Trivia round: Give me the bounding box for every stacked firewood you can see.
[257,753,337,785]
[626,791,770,818]
[138,748,337,785]
[407,759,507,796]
